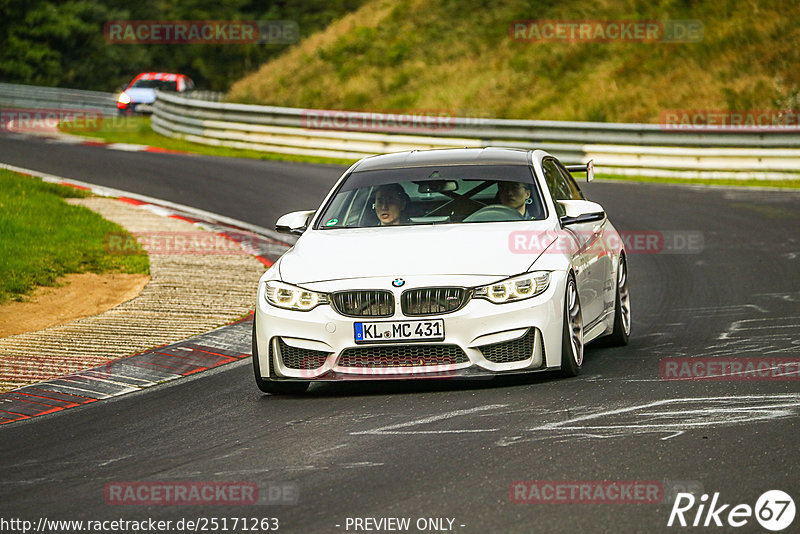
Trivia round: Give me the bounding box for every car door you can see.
[556,160,613,324]
[542,158,606,325]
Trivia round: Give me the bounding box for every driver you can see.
[373,183,410,225]
[497,181,535,219]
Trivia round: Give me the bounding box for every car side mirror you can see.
[558,200,605,226]
[275,210,315,235]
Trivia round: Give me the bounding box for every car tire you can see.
[605,255,631,346]
[559,274,583,377]
[252,320,309,395]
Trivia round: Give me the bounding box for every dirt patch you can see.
[0,273,150,338]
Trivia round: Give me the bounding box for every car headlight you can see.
[264,280,327,311]
[117,92,131,105]
[474,272,550,304]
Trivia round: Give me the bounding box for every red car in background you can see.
[117,72,194,114]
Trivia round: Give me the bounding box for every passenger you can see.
[373,183,410,226]
[497,181,536,219]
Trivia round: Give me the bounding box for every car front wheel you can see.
[559,275,583,377]
[605,255,631,346]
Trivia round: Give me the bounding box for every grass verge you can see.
[0,169,150,304]
[226,0,800,124]
[59,116,356,166]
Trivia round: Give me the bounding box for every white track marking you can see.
[497,394,800,445]
[351,404,508,435]
[675,304,768,316]
[341,462,385,468]
[719,316,800,340]
[755,291,800,302]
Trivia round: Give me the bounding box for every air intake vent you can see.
[478,328,536,363]
[277,338,330,369]
[338,344,468,368]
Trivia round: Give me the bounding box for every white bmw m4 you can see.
[253,148,630,393]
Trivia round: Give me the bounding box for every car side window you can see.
[543,158,583,200]
[338,187,373,227]
[542,158,579,217]
[554,161,584,200]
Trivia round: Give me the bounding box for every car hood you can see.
[124,88,157,103]
[278,223,558,284]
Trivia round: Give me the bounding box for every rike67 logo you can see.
[668,490,795,531]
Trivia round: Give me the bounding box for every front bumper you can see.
[254,273,568,381]
[116,102,154,114]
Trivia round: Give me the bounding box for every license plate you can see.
[354,319,444,343]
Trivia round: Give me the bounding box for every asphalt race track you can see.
[1,134,799,533]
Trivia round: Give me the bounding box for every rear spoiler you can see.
[565,160,594,182]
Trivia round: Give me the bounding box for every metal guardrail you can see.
[0,82,118,116]
[2,82,796,179]
[0,82,224,116]
[152,91,800,180]
[187,90,226,102]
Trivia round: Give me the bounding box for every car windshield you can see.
[315,165,546,229]
[131,79,178,91]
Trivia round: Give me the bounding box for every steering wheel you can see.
[462,204,524,222]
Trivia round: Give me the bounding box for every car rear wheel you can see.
[559,275,583,377]
[252,321,309,394]
[605,255,631,346]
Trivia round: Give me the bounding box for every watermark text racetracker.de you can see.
[0,517,280,533]
[0,360,113,381]
[294,354,463,380]
[660,109,800,131]
[509,19,703,43]
[511,480,662,504]
[104,481,298,506]
[105,231,259,256]
[661,357,800,381]
[104,20,298,44]
[0,108,102,133]
[508,229,704,255]
[509,480,704,504]
[301,109,472,133]
[0,108,145,134]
